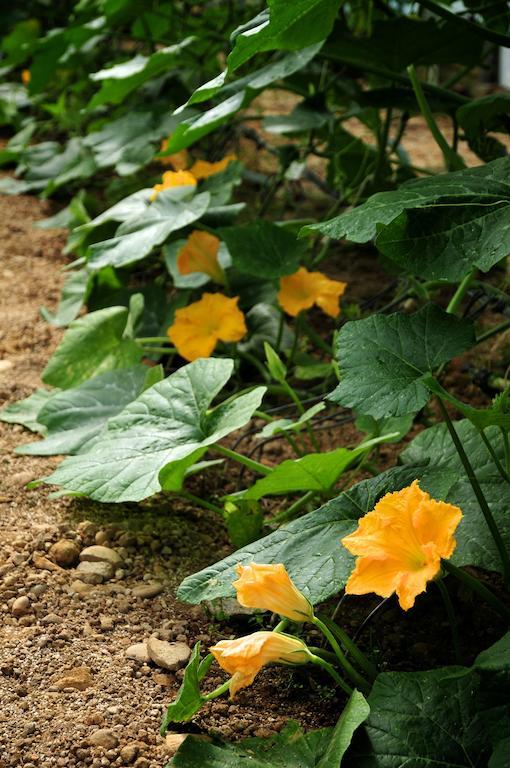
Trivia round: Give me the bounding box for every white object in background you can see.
[499,48,510,89]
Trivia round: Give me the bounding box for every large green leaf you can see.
[17,367,149,456]
[41,359,266,502]
[173,691,369,767]
[40,268,92,327]
[41,306,143,389]
[86,190,210,270]
[220,221,306,278]
[228,0,341,71]
[305,157,510,280]
[348,668,500,767]
[330,305,474,418]
[89,38,194,107]
[474,632,510,672]
[177,466,420,605]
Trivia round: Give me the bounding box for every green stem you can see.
[476,317,510,345]
[275,312,285,352]
[436,579,462,664]
[136,336,172,344]
[436,397,510,586]
[503,428,510,478]
[407,64,464,172]
[179,490,224,516]
[273,619,289,633]
[268,490,316,526]
[213,445,271,476]
[312,616,371,693]
[309,654,353,695]
[138,346,175,355]
[238,350,270,381]
[300,317,333,355]
[309,646,338,664]
[202,679,231,701]
[318,615,377,680]
[446,269,476,315]
[442,560,510,622]
[280,379,320,452]
[416,0,510,48]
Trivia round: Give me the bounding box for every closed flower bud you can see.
[233,562,314,622]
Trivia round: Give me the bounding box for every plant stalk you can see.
[312,616,371,693]
[442,560,510,621]
[213,445,271,476]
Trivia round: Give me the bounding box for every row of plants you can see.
[2,0,510,765]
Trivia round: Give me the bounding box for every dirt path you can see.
[0,194,340,768]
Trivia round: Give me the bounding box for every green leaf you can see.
[401,420,510,575]
[259,402,326,438]
[167,45,322,153]
[242,446,368,500]
[457,93,510,140]
[173,696,368,767]
[0,389,52,434]
[17,367,148,456]
[83,112,156,175]
[490,738,510,768]
[355,414,414,444]
[228,0,341,71]
[239,303,294,356]
[330,305,475,418]
[177,465,420,606]
[223,500,264,549]
[351,668,496,767]
[305,157,510,280]
[41,359,266,502]
[318,691,370,768]
[42,306,143,389]
[220,221,306,278]
[160,643,212,730]
[40,268,92,327]
[474,632,510,672]
[89,38,194,107]
[264,342,287,382]
[86,190,210,270]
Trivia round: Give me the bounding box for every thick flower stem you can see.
[436,579,462,664]
[202,679,232,701]
[179,490,224,517]
[446,269,476,315]
[309,654,353,696]
[442,560,510,622]
[317,615,378,680]
[213,445,271,476]
[312,617,371,693]
[476,317,510,345]
[436,397,510,586]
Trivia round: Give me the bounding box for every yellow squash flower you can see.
[210,631,310,698]
[188,154,237,180]
[159,139,189,170]
[233,562,313,622]
[177,230,225,284]
[278,267,347,318]
[21,69,31,85]
[150,170,197,201]
[341,480,463,611]
[167,293,247,361]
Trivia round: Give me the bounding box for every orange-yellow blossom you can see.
[177,230,225,284]
[278,267,347,318]
[342,480,462,611]
[150,170,197,201]
[189,154,237,180]
[233,563,313,622]
[21,69,31,85]
[167,293,247,361]
[158,139,189,170]
[210,631,310,697]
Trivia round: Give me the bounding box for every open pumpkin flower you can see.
[341,480,463,611]
[233,563,314,622]
[278,267,347,318]
[188,153,237,180]
[158,139,189,170]
[150,170,197,201]
[210,631,310,698]
[167,293,247,361]
[21,69,31,85]
[177,230,225,285]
